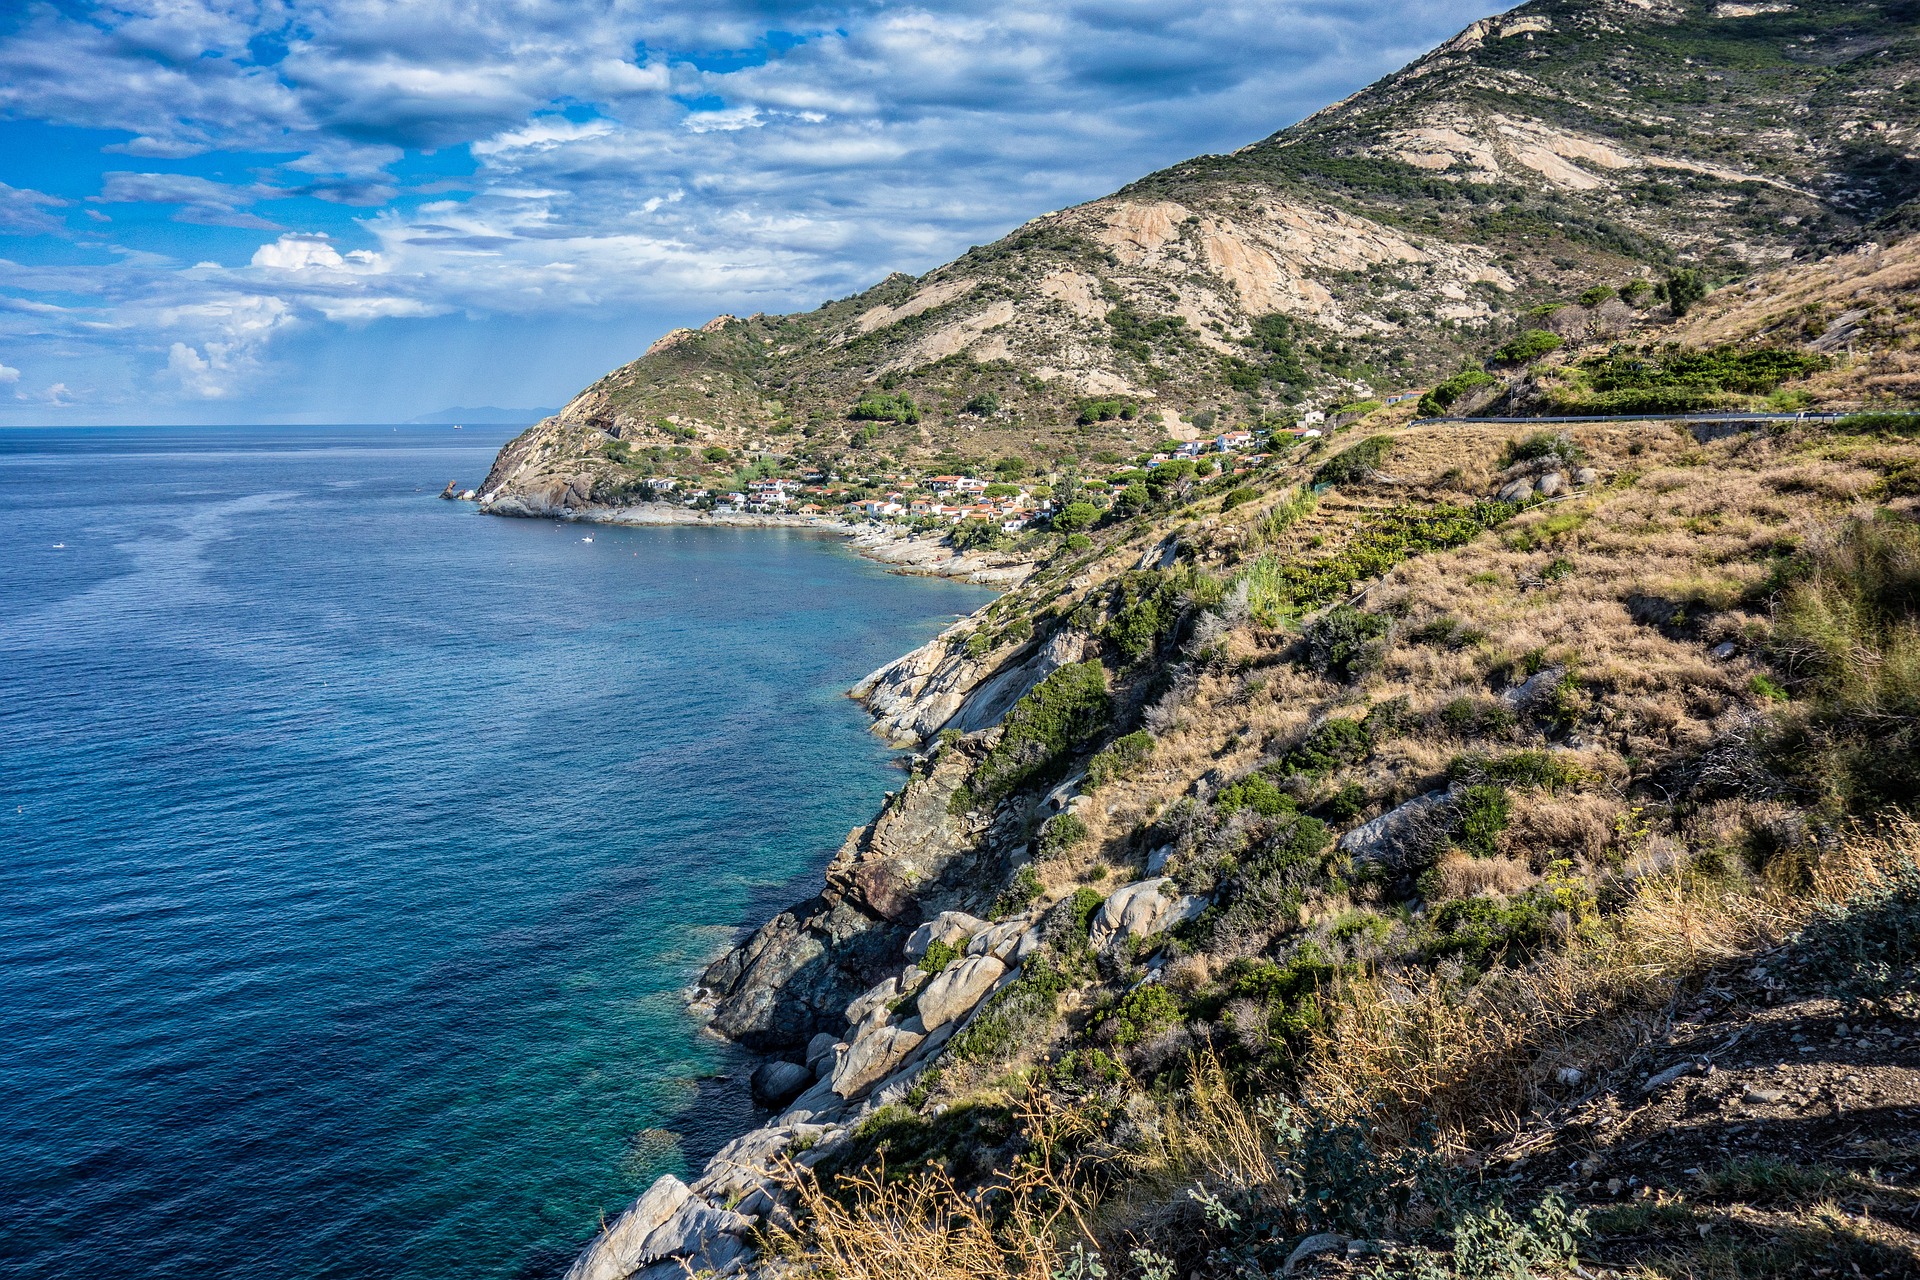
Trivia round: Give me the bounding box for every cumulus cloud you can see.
[0,0,1504,416]
[0,361,20,385]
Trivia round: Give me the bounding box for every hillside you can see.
[512,4,1920,1280]
[479,0,1918,518]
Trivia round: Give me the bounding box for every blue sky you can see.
[0,0,1505,424]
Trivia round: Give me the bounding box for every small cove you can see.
[0,425,994,1280]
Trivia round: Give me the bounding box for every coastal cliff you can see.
[510,2,1920,1277]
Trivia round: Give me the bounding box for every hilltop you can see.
[479,0,1917,520]
[504,4,1920,1280]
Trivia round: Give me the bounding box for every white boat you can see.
[581,535,594,543]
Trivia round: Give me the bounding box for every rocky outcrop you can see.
[1088,878,1209,952]
[855,626,1090,748]
[917,955,1008,1030]
[698,748,986,1051]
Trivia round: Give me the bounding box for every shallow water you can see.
[0,425,991,1279]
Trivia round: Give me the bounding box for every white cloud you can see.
[0,0,1508,417]
[0,361,19,384]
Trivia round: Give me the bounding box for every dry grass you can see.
[1297,817,1919,1151]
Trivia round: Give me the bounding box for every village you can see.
[643,422,1325,529]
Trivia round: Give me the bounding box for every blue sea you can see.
[0,425,991,1280]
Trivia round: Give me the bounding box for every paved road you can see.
[1410,411,1853,425]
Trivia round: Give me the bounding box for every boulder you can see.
[904,910,987,961]
[779,1072,846,1125]
[843,975,900,1028]
[1337,788,1454,867]
[1088,879,1207,952]
[831,1017,929,1098]
[1501,664,1568,709]
[917,954,1008,1030]
[564,1175,693,1280]
[966,917,1031,961]
[750,1060,814,1110]
[1537,470,1566,497]
[805,1032,841,1074]
[639,1198,754,1274]
[1573,466,1598,486]
[1497,476,1534,504]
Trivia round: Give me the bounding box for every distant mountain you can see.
[406,406,557,425]
[480,0,1919,512]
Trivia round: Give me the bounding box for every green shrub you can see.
[1453,750,1584,793]
[1577,285,1613,307]
[1214,771,1298,817]
[971,662,1111,804]
[1314,434,1394,486]
[1064,533,1093,552]
[1085,730,1154,792]
[1236,500,1521,624]
[1790,855,1920,1003]
[1492,330,1564,364]
[1666,267,1707,316]
[963,390,1001,416]
[703,446,731,463]
[1303,604,1388,681]
[1075,397,1137,424]
[991,865,1044,920]
[1105,983,1183,1046]
[1281,716,1374,776]
[1102,571,1185,664]
[1417,368,1496,417]
[1452,783,1511,857]
[1067,887,1107,935]
[919,937,965,974]
[1222,485,1257,510]
[850,391,921,424]
[1501,431,1584,468]
[1035,813,1089,860]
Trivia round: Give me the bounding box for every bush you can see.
[991,865,1044,919]
[1452,783,1511,857]
[1105,984,1182,1046]
[1222,485,1257,510]
[1076,397,1137,424]
[1303,604,1388,681]
[1281,716,1374,776]
[1835,412,1920,435]
[970,662,1112,805]
[919,937,965,974]
[1102,571,1187,664]
[1085,730,1155,792]
[703,446,731,463]
[962,390,1001,416]
[1417,368,1496,417]
[1215,771,1297,817]
[1064,533,1093,552]
[1036,813,1089,861]
[1313,434,1395,486]
[1501,430,1584,468]
[1452,749,1584,793]
[850,391,921,424]
[1067,887,1107,935]
[1491,329,1564,364]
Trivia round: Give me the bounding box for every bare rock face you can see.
[831,1017,929,1097]
[564,1176,693,1280]
[904,910,989,961]
[749,1060,814,1109]
[854,626,1089,747]
[1089,879,1208,952]
[917,955,1007,1030]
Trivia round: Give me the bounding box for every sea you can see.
[0,425,993,1280]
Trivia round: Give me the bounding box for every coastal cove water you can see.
[0,426,992,1280]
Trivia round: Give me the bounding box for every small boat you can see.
[581,535,594,543]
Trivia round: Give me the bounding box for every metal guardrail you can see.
[1409,412,1852,426]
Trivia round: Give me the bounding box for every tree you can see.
[1666,268,1707,317]
[1052,501,1099,533]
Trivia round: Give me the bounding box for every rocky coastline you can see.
[470,492,1035,588]
[561,612,1119,1280]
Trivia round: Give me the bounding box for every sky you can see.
[0,0,1506,425]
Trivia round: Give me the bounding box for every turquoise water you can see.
[0,426,991,1279]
